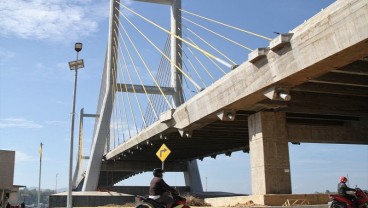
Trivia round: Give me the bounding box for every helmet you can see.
[340,176,348,183]
[153,168,164,177]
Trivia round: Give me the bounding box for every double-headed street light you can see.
[67,42,84,208]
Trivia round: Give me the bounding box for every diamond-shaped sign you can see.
[156,144,171,162]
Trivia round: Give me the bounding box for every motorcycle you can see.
[135,193,190,208]
[328,188,368,208]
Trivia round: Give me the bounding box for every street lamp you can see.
[67,42,84,208]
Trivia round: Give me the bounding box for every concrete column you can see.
[184,160,203,193]
[248,112,291,195]
[170,0,183,107]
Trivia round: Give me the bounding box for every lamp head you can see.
[75,43,83,52]
[68,59,84,70]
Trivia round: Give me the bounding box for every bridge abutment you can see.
[248,112,292,195]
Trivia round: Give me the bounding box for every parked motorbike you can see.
[135,193,190,208]
[328,188,368,208]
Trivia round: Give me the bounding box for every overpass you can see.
[75,0,367,199]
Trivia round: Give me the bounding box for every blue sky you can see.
[0,0,367,195]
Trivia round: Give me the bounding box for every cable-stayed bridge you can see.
[72,0,368,198]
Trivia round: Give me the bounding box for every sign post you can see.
[156,144,171,170]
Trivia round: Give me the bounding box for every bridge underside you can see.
[99,57,368,186]
[84,0,368,194]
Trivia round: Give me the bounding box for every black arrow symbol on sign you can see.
[160,148,167,157]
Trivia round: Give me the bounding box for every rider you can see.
[338,176,356,204]
[149,168,178,208]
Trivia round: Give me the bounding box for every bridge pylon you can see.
[132,0,203,194]
[81,0,203,194]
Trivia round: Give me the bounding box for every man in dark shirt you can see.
[149,168,178,208]
[338,176,356,204]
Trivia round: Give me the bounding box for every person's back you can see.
[337,176,356,204]
[148,168,177,208]
[149,176,173,195]
[338,181,350,195]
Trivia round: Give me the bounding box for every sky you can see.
[0,0,367,195]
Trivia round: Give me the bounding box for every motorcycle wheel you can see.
[136,203,155,208]
[330,201,346,208]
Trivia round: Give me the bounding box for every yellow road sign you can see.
[156,144,171,162]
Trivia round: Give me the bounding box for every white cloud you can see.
[0,0,137,41]
[0,0,108,41]
[44,120,67,127]
[0,118,43,128]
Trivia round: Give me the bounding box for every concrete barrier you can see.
[49,191,135,207]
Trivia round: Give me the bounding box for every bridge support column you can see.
[248,112,291,195]
[184,160,203,194]
[169,0,203,194]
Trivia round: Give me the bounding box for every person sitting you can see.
[338,176,356,204]
[149,168,178,208]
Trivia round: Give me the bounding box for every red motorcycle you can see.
[135,193,190,208]
[329,188,368,208]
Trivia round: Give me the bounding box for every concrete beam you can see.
[287,123,368,145]
[105,120,172,160]
[116,84,175,95]
[133,0,172,5]
[260,91,368,116]
[100,160,187,172]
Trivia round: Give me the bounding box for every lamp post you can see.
[67,43,84,208]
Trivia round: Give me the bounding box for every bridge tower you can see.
[82,0,120,191]
[82,0,203,194]
[131,0,203,194]
[169,0,203,194]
